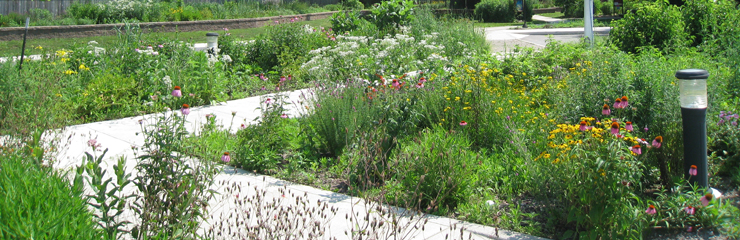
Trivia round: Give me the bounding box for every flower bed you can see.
[1,0,739,238]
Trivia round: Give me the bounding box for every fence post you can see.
[19,17,30,72]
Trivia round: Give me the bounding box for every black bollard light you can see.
[676,69,709,188]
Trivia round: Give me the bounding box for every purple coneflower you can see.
[685,205,696,215]
[652,136,662,148]
[630,145,642,155]
[602,104,611,115]
[221,152,231,163]
[181,104,190,115]
[611,122,620,135]
[700,193,713,206]
[645,205,656,215]
[625,121,634,131]
[689,165,697,176]
[172,86,182,97]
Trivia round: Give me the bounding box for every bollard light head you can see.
[675,69,708,109]
[206,32,219,48]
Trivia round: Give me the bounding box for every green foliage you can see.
[474,0,517,23]
[342,0,365,9]
[555,0,583,17]
[600,0,614,15]
[0,149,102,239]
[77,73,141,121]
[392,127,480,211]
[609,1,691,53]
[131,110,219,238]
[368,0,416,31]
[74,150,134,239]
[330,10,363,34]
[223,21,333,73]
[709,106,740,185]
[234,95,306,173]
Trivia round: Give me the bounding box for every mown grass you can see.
[0,18,331,57]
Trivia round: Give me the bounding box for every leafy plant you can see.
[368,0,416,32]
[474,0,517,23]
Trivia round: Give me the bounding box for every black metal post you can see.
[681,108,708,188]
[676,69,709,189]
[19,17,30,72]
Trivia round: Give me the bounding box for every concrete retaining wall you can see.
[0,11,336,41]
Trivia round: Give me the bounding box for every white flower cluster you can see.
[302,33,451,81]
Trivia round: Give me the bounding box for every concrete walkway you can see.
[46,88,547,240]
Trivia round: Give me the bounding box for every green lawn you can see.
[0,18,332,57]
[538,12,565,18]
[473,20,545,28]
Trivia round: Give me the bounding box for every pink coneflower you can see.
[685,205,696,215]
[158,44,164,48]
[700,193,713,206]
[602,104,611,115]
[261,86,266,91]
[265,98,273,104]
[630,145,642,155]
[416,82,424,88]
[172,86,182,97]
[189,93,195,97]
[281,114,288,118]
[689,165,698,176]
[181,104,190,115]
[240,123,246,129]
[652,136,662,148]
[392,79,400,89]
[621,96,629,107]
[221,152,231,163]
[260,74,268,81]
[625,121,634,131]
[645,205,656,215]
[280,76,286,83]
[419,77,427,83]
[614,98,623,109]
[205,114,214,120]
[579,121,589,131]
[611,122,620,135]
[460,121,468,126]
[288,75,293,81]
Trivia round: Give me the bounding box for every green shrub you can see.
[0,150,102,239]
[330,10,362,34]
[343,0,365,9]
[368,0,416,31]
[324,3,343,11]
[234,95,304,172]
[600,0,614,15]
[0,13,25,27]
[391,127,480,212]
[556,0,583,17]
[77,73,141,121]
[28,8,53,22]
[522,0,534,21]
[474,0,516,23]
[67,2,105,23]
[609,1,691,53]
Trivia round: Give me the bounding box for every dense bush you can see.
[474,0,517,23]
[368,0,416,31]
[330,10,363,34]
[609,1,690,53]
[391,127,480,212]
[0,149,102,239]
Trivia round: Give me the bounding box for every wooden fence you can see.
[0,0,338,16]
